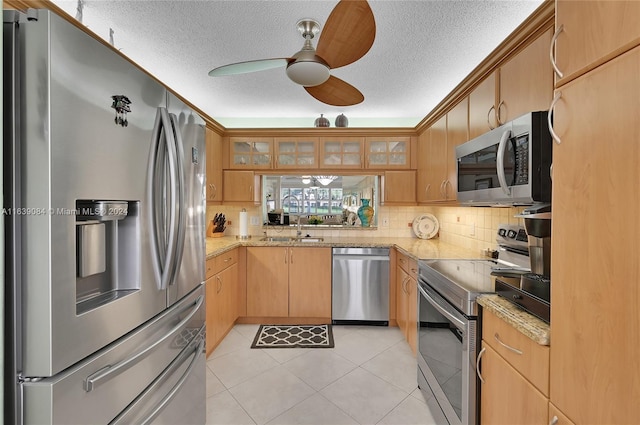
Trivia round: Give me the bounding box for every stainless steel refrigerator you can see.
[3,8,206,424]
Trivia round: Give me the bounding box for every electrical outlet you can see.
[382,218,389,227]
[250,216,259,226]
[469,222,475,236]
[408,222,413,227]
[227,220,232,226]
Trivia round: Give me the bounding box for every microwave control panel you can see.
[512,134,529,185]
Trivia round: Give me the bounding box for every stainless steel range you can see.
[416,224,530,425]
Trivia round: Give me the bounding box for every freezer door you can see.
[13,10,167,377]
[165,94,206,307]
[22,286,205,425]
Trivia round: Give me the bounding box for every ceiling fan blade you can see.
[316,0,375,69]
[304,75,364,106]
[208,58,289,77]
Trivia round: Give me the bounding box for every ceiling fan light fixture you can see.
[286,61,330,87]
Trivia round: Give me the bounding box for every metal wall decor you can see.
[314,113,330,127]
[111,95,131,127]
[335,113,349,127]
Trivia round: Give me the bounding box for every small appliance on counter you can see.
[494,203,552,322]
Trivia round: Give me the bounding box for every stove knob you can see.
[498,229,506,237]
[507,230,517,238]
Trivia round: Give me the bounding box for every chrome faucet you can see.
[283,194,303,236]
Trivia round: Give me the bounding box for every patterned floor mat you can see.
[250,324,334,348]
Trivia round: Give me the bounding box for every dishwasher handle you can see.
[333,254,390,262]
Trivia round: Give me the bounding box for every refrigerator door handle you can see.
[83,294,203,392]
[109,337,205,425]
[168,113,186,286]
[148,107,180,290]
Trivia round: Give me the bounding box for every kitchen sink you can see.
[294,237,324,242]
[259,237,294,242]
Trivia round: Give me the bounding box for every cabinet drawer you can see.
[397,251,418,279]
[214,249,238,275]
[482,309,549,396]
[205,257,216,280]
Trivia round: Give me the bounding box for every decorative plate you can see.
[412,214,440,239]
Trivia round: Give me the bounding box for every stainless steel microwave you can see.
[456,111,552,206]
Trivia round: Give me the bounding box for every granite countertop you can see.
[477,294,550,346]
[205,235,485,261]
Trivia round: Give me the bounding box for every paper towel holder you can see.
[236,208,251,240]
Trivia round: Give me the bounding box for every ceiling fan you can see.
[208,0,376,107]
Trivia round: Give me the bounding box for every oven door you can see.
[417,281,477,425]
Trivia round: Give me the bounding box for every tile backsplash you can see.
[206,204,525,254]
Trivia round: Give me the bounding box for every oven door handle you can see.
[418,284,466,331]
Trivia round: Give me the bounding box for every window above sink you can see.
[261,175,379,228]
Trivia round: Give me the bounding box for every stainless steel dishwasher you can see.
[332,247,390,325]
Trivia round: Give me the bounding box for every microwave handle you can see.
[495,129,512,197]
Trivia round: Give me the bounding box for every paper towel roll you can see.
[239,209,248,237]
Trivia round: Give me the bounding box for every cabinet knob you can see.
[549,416,559,425]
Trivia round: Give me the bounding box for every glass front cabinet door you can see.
[274,137,319,169]
[365,136,411,169]
[319,137,364,169]
[229,137,273,169]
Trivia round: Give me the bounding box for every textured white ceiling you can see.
[51,0,544,128]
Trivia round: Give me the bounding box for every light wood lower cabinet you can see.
[246,246,331,320]
[549,402,575,425]
[396,250,417,354]
[479,309,549,424]
[550,45,640,424]
[479,343,548,425]
[205,249,239,357]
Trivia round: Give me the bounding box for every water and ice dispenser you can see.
[75,200,140,314]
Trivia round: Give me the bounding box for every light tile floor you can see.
[205,324,448,425]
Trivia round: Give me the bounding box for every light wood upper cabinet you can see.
[468,73,498,139]
[418,115,448,202]
[479,343,548,425]
[319,137,364,169]
[550,46,640,425]
[365,136,411,169]
[229,137,273,169]
[554,0,640,86]
[222,170,260,204]
[206,126,223,203]
[468,29,553,139]
[497,28,554,124]
[444,97,468,201]
[274,137,319,169]
[246,247,332,319]
[416,99,466,204]
[382,171,416,205]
